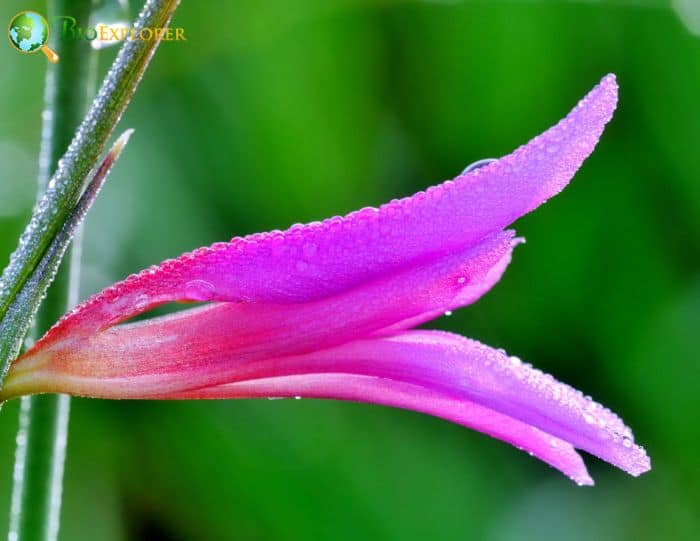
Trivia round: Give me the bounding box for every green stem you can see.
[7,130,134,535]
[0,0,181,383]
[9,1,96,539]
[5,1,180,539]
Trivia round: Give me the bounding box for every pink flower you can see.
[1,74,650,485]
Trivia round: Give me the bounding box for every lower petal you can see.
[7,327,650,483]
[169,331,650,480]
[179,373,594,486]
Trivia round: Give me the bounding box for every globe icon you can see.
[7,11,59,63]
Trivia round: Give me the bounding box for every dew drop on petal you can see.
[461,158,497,175]
[583,412,597,425]
[184,279,216,301]
[134,295,148,311]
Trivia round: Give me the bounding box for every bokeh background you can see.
[1,0,699,539]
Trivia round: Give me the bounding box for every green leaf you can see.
[0,0,181,386]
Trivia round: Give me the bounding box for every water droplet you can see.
[462,158,497,175]
[134,294,148,311]
[444,310,453,317]
[185,279,216,301]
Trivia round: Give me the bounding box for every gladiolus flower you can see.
[1,74,650,485]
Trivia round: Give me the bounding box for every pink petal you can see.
[8,326,650,482]
[188,374,594,486]
[165,330,651,481]
[31,75,617,347]
[7,232,517,397]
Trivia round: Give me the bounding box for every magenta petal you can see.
[179,331,649,480]
[183,374,594,486]
[9,232,517,397]
[10,326,649,482]
[32,75,617,344]
[174,331,649,479]
[155,328,649,482]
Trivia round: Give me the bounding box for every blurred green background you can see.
[1,0,699,539]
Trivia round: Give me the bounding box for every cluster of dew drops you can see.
[474,342,643,454]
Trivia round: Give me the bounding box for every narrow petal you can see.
[6,232,517,397]
[186,374,594,486]
[8,327,649,482]
[30,75,617,347]
[168,331,650,480]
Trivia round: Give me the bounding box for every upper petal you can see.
[7,232,517,397]
[31,75,617,346]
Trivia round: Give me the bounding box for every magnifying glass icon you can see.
[8,11,60,63]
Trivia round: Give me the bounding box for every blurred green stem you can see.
[5,1,180,539]
[9,2,97,540]
[0,0,181,381]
